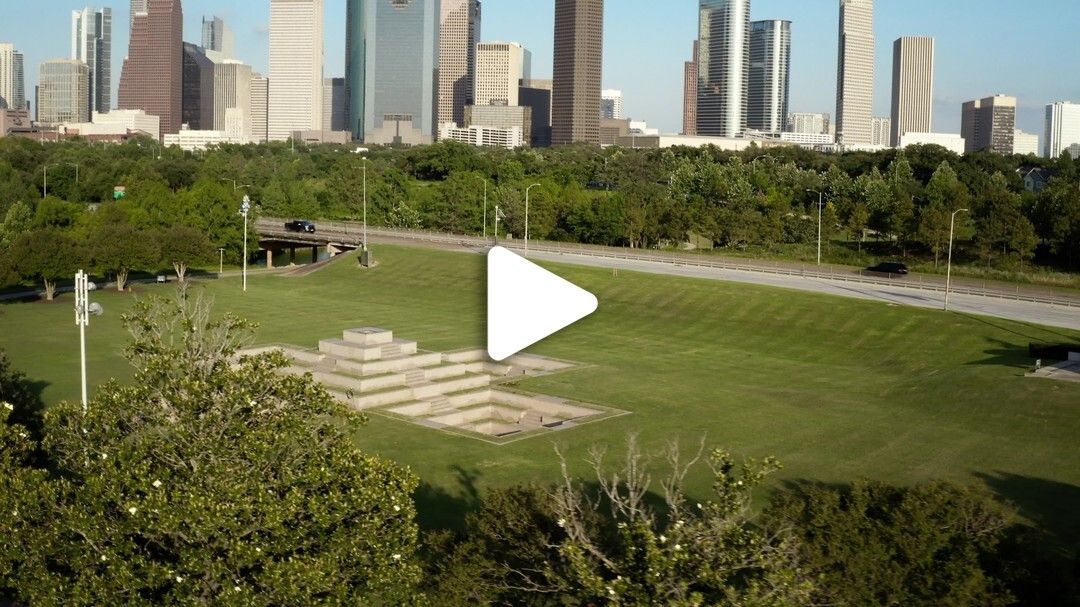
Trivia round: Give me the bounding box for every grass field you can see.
[2,244,1079,542]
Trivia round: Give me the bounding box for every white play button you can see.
[487,246,598,361]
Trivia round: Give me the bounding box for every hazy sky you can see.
[4,0,1079,143]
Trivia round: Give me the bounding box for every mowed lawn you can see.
[2,244,1079,540]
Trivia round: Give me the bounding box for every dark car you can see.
[285,220,316,233]
[867,262,909,276]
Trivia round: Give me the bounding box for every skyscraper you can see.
[346,0,439,145]
[870,116,890,146]
[437,0,481,128]
[37,59,90,124]
[890,36,934,147]
[71,7,112,115]
[835,0,874,147]
[600,89,623,120]
[322,77,347,131]
[181,42,214,130]
[1045,101,1080,159]
[747,19,791,135]
[552,0,603,145]
[215,60,253,139]
[475,42,528,107]
[250,73,269,143]
[202,15,235,58]
[0,44,26,111]
[961,95,1016,154]
[787,112,830,134]
[682,40,697,136]
[118,0,183,137]
[519,78,552,147]
[269,0,324,141]
[697,0,750,138]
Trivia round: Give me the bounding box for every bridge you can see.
[255,218,368,267]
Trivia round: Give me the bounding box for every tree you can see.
[10,228,84,300]
[3,294,422,605]
[91,223,159,291]
[847,202,870,252]
[765,481,1015,607]
[0,200,33,250]
[158,225,214,283]
[1010,217,1038,272]
[918,200,952,267]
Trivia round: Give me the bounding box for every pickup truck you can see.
[284,220,316,233]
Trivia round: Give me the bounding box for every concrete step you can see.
[335,352,443,376]
[341,327,394,346]
[405,369,426,384]
[318,338,417,362]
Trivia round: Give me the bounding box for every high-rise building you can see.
[697,0,750,138]
[181,42,214,130]
[71,7,112,115]
[1044,101,1080,159]
[130,0,148,22]
[202,15,235,58]
[600,89,623,120]
[118,0,183,137]
[37,59,90,125]
[519,78,552,147]
[890,36,933,147]
[747,19,791,135]
[475,42,528,107]
[0,44,26,111]
[322,77,347,131]
[215,60,253,139]
[552,0,603,145]
[250,73,268,143]
[682,40,698,136]
[1013,129,1039,157]
[269,0,324,141]
[787,112,830,134]
[437,0,481,128]
[835,0,874,147]
[465,104,531,144]
[346,0,440,144]
[870,116,890,147]
[961,94,1016,154]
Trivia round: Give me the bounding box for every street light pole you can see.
[218,248,225,275]
[494,205,501,246]
[362,158,368,251]
[240,195,251,293]
[75,270,89,413]
[944,208,968,312]
[525,183,541,257]
[807,189,824,265]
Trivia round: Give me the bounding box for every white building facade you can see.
[1013,129,1039,156]
[439,123,523,149]
[475,42,528,107]
[1045,101,1080,159]
[601,88,623,120]
[268,0,324,141]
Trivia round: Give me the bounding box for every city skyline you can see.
[2,0,1079,143]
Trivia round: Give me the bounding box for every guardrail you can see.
[256,218,1080,309]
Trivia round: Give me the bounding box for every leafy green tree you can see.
[765,481,1015,607]
[158,225,214,283]
[847,201,870,251]
[3,294,422,605]
[1010,217,1038,272]
[91,223,159,291]
[0,200,33,251]
[33,196,82,228]
[10,228,84,300]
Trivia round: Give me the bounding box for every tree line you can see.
[3,296,1075,605]
[1,135,1079,293]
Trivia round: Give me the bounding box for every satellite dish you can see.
[88,302,104,316]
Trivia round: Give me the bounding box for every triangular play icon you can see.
[487,246,598,361]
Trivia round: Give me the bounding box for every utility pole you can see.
[944,208,969,311]
[240,196,251,292]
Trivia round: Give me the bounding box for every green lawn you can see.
[2,244,1079,542]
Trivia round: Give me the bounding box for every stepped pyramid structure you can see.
[241,328,620,443]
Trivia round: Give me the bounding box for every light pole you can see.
[218,247,225,275]
[807,189,824,265]
[943,208,968,312]
[360,157,372,267]
[475,175,488,240]
[240,195,251,292]
[494,205,503,246]
[74,270,102,413]
[524,183,541,256]
[220,178,251,192]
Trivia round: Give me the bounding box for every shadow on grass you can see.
[969,337,1038,370]
[414,465,483,532]
[955,311,1080,343]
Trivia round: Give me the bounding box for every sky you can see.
[3,0,1079,145]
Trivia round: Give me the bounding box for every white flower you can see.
[12,510,18,517]
[100,555,107,562]
[2,402,12,411]
[255,547,261,553]
[392,554,401,561]
[17,432,27,439]
[152,480,163,489]
[100,452,108,460]
[128,507,137,515]
[175,576,184,583]
[659,534,667,543]
[557,518,566,528]
[696,503,702,509]
[234,586,241,592]
[608,587,616,596]
[674,544,682,551]
[393,505,400,512]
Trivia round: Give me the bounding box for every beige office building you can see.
[0,43,26,111]
[437,0,481,128]
[475,42,528,107]
[961,94,1016,154]
[890,36,934,147]
[551,0,603,145]
[465,103,531,144]
[1045,101,1080,158]
[250,73,268,143]
[835,0,874,147]
[268,0,324,141]
[38,59,90,125]
[214,60,252,140]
